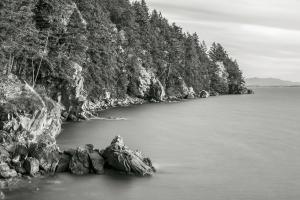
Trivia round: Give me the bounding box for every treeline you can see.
[0,0,247,102]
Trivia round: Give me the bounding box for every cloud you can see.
[145,0,300,81]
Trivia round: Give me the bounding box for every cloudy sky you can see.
[145,0,300,82]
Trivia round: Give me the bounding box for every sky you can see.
[145,0,300,82]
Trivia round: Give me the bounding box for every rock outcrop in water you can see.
[102,136,155,176]
[55,136,155,176]
[0,75,155,184]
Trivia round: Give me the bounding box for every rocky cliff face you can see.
[0,74,62,146]
[166,76,196,99]
[128,62,166,101]
[215,61,229,84]
[29,0,201,121]
[0,74,63,179]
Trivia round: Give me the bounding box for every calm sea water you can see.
[4,87,300,200]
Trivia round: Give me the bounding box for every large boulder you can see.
[186,87,196,99]
[102,136,155,176]
[0,163,17,178]
[23,157,39,176]
[56,153,72,173]
[28,143,60,173]
[69,147,90,175]
[85,145,105,175]
[199,90,210,98]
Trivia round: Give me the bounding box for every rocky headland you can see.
[0,0,253,194]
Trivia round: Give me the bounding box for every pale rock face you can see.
[0,75,62,146]
[187,87,196,99]
[71,62,86,101]
[177,77,195,99]
[135,65,165,101]
[138,66,153,97]
[215,61,229,82]
[59,61,90,120]
[0,163,17,178]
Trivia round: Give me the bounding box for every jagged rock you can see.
[0,146,10,163]
[128,63,165,101]
[28,143,60,173]
[14,163,26,175]
[23,157,39,176]
[88,150,105,174]
[56,153,71,173]
[186,87,196,99]
[0,163,17,178]
[200,90,210,98]
[69,147,90,175]
[13,144,28,160]
[166,76,194,99]
[0,74,62,146]
[102,136,155,176]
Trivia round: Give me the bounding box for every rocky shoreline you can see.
[0,74,157,194]
[0,73,252,197]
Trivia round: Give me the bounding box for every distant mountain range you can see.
[245,78,300,87]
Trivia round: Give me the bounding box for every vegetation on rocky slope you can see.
[1,0,248,120]
[0,0,252,184]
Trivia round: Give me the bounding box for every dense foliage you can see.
[0,0,247,101]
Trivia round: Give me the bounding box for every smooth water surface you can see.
[5,87,300,200]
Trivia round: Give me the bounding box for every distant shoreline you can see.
[247,85,300,88]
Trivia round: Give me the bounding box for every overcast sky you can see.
[145,0,300,82]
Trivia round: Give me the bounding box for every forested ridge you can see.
[0,0,249,118]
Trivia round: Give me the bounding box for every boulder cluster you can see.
[0,136,155,180]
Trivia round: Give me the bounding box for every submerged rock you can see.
[102,136,155,176]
